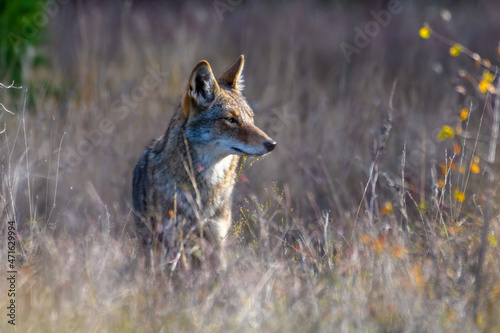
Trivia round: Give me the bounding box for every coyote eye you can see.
[225,117,237,124]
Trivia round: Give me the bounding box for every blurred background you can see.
[1,0,499,232]
[1,1,500,331]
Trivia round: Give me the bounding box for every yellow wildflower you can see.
[471,163,480,174]
[419,25,431,39]
[479,69,495,94]
[479,80,490,93]
[413,263,423,289]
[477,314,484,329]
[437,125,455,141]
[360,234,369,244]
[488,233,498,247]
[454,188,466,202]
[373,236,386,253]
[483,69,494,83]
[449,44,462,57]
[393,246,408,259]
[460,108,468,121]
[381,202,393,214]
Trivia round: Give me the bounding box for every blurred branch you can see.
[0,82,22,89]
[473,76,500,320]
[426,26,499,73]
[357,80,396,222]
[0,81,22,115]
[0,103,15,115]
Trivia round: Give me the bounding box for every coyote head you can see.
[181,55,276,157]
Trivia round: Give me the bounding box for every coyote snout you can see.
[225,122,276,156]
[132,55,276,268]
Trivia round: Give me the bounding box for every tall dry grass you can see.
[1,1,500,332]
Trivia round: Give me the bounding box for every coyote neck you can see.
[198,154,236,186]
[160,126,239,211]
[189,145,240,197]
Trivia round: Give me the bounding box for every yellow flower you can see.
[482,69,494,83]
[479,80,491,93]
[413,263,423,287]
[449,44,462,57]
[471,163,480,174]
[460,108,468,121]
[360,234,369,244]
[488,233,498,247]
[381,202,393,214]
[454,188,466,202]
[373,236,386,253]
[477,314,484,329]
[479,69,495,93]
[437,125,455,141]
[458,166,465,174]
[419,25,431,39]
[440,164,446,175]
[393,246,408,259]
[438,179,445,188]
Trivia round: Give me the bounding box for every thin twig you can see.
[0,81,22,115]
[0,81,22,89]
[457,94,488,216]
[21,88,33,222]
[427,27,499,73]
[400,142,408,227]
[356,80,397,221]
[0,103,15,115]
[46,132,66,225]
[323,212,332,270]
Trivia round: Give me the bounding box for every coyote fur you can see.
[132,55,276,266]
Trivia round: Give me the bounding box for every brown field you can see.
[1,0,500,332]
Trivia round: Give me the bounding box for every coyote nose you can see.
[264,140,277,152]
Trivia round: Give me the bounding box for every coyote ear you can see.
[218,55,244,92]
[185,60,220,110]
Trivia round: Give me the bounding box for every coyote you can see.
[132,55,276,267]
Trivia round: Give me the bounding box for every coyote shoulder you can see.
[132,55,276,266]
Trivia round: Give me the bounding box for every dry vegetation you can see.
[1,1,500,332]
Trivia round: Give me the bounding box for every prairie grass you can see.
[1,1,500,332]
